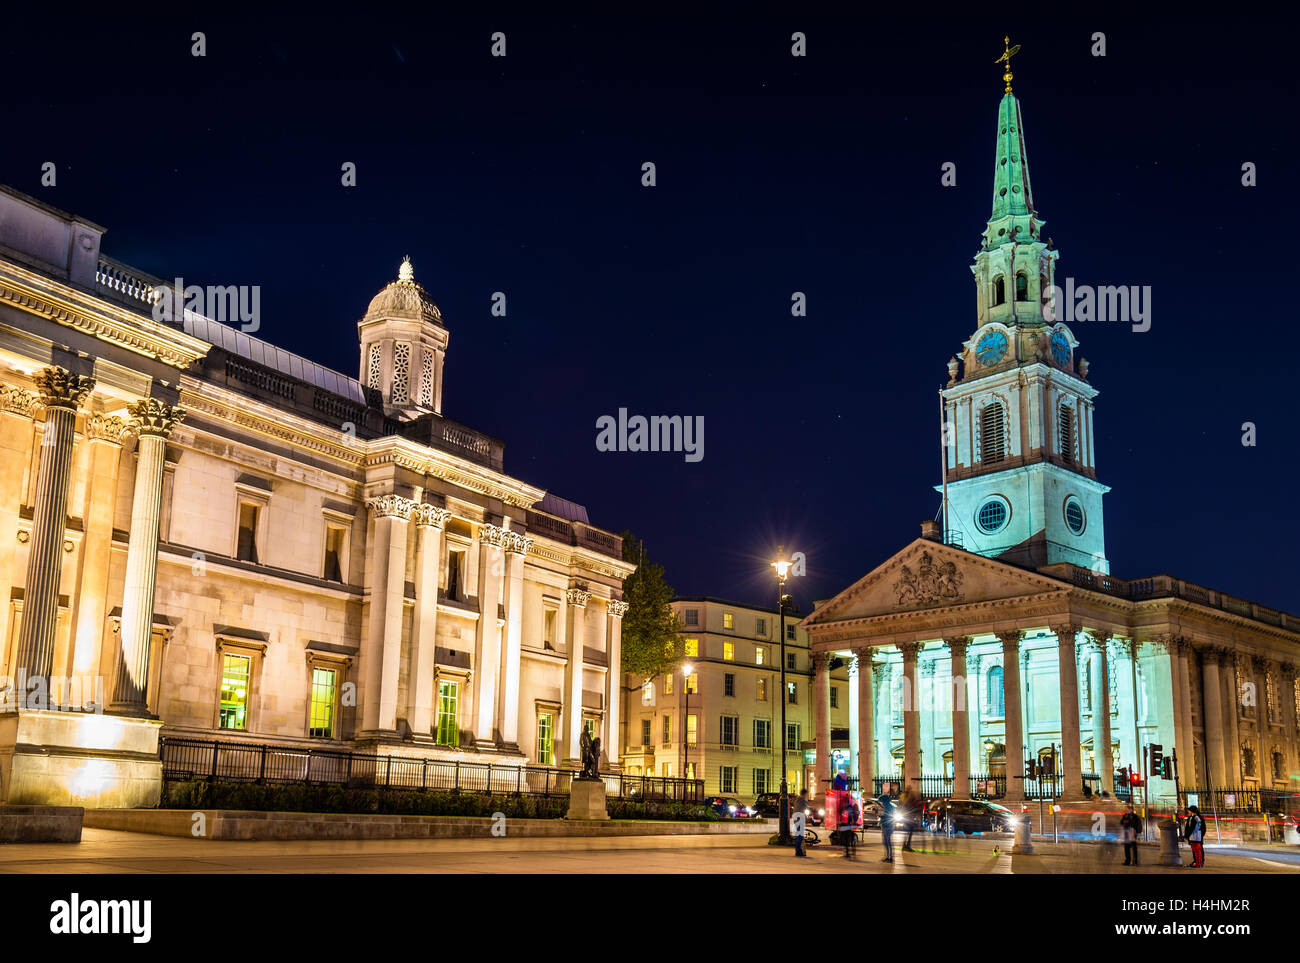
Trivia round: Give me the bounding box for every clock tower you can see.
[939,43,1110,573]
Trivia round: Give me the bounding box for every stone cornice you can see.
[802,590,1071,644]
[0,260,210,368]
[365,436,544,510]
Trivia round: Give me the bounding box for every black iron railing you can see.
[159,736,704,802]
[1178,785,1300,816]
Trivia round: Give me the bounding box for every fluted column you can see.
[813,650,831,802]
[847,656,860,782]
[898,642,922,790]
[967,652,983,777]
[1222,650,1243,783]
[946,636,971,798]
[109,399,184,714]
[875,661,892,776]
[361,494,414,734]
[921,658,938,777]
[15,369,94,692]
[605,600,627,769]
[1085,634,1114,791]
[853,648,875,793]
[1050,622,1083,797]
[1200,646,1226,788]
[1172,638,1196,782]
[497,530,531,750]
[0,385,39,669]
[69,414,126,684]
[563,587,590,764]
[998,630,1026,802]
[1280,662,1298,780]
[408,505,448,737]
[472,524,506,747]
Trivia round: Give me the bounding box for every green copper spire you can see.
[990,92,1035,220]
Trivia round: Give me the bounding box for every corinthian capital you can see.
[127,398,186,438]
[34,367,94,410]
[479,524,506,549]
[366,494,417,520]
[566,588,591,608]
[501,531,533,555]
[0,384,39,418]
[412,504,451,529]
[1050,623,1082,646]
[996,629,1025,648]
[896,641,923,660]
[608,600,629,619]
[943,636,972,658]
[86,413,128,445]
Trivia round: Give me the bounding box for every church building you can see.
[802,56,1300,811]
[0,184,631,807]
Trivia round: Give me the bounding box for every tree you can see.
[617,530,683,681]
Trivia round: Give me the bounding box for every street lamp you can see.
[772,547,793,844]
[682,663,694,784]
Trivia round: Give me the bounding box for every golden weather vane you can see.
[994,36,1021,93]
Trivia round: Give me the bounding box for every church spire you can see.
[989,38,1034,223]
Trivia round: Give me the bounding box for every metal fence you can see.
[159,736,704,803]
[1178,785,1300,816]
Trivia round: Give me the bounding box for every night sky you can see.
[5,7,1296,614]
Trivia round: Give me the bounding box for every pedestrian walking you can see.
[900,787,919,852]
[840,797,860,860]
[878,791,895,862]
[791,788,810,858]
[1120,803,1143,866]
[1184,805,1207,868]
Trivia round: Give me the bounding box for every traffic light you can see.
[1025,760,1037,779]
[1130,769,1143,787]
[1160,755,1174,780]
[1117,765,1129,786]
[1150,744,1164,779]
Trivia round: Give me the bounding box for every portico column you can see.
[1221,650,1243,783]
[946,636,971,798]
[898,642,922,791]
[472,524,506,747]
[847,657,860,783]
[1085,634,1114,792]
[497,531,531,750]
[1199,647,1227,788]
[813,650,832,804]
[1280,662,1298,780]
[998,630,1026,802]
[361,494,414,734]
[921,658,938,778]
[408,505,449,737]
[874,661,892,777]
[853,648,875,793]
[0,385,40,669]
[563,587,590,764]
[1049,622,1083,798]
[110,399,185,714]
[967,653,983,777]
[1172,638,1196,783]
[605,600,628,769]
[14,369,95,693]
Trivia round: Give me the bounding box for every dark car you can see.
[705,796,756,819]
[859,798,884,829]
[752,793,784,818]
[928,799,1020,834]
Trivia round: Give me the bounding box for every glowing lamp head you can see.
[682,663,694,677]
[771,545,792,583]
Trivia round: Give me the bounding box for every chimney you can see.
[920,520,942,542]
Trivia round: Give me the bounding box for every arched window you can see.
[980,402,1006,464]
[1242,743,1257,779]
[993,276,1006,306]
[1015,273,1029,301]
[1058,402,1075,463]
[986,665,1005,717]
[1273,749,1286,781]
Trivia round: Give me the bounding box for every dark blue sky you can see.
[5,6,1296,613]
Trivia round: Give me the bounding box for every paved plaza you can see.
[0,828,1295,874]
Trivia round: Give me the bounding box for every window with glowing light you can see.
[308,667,336,738]
[685,673,697,694]
[723,612,735,630]
[537,712,554,765]
[756,678,768,701]
[687,714,698,747]
[683,638,699,657]
[755,646,766,666]
[219,654,251,730]
[723,641,735,661]
[436,680,460,746]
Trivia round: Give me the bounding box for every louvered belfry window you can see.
[980,402,1006,464]
[1058,403,1075,463]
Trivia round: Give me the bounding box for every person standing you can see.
[1184,805,1207,868]
[900,787,919,853]
[1120,803,1143,866]
[878,791,895,863]
[791,788,810,858]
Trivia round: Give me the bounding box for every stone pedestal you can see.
[1011,810,1035,854]
[1158,819,1182,866]
[0,710,163,808]
[565,777,609,821]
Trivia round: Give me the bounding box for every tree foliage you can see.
[618,530,683,681]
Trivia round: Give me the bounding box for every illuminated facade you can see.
[803,81,1300,809]
[0,184,631,807]
[621,597,849,801]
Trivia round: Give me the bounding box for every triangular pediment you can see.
[803,539,1069,626]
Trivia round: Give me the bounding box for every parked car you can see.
[705,796,757,819]
[927,799,1020,834]
[752,793,784,818]
[859,798,884,829]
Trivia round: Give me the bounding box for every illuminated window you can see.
[583,717,597,742]
[756,678,768,702]
[754,719,771,748]
[665,673,674,695]
[436,680,460,746]
[723,612,734,630]
[537,712,554,765]
[685,673,697,694]
[684,638,699,657]
[723,641,735,661]
[755,646,766,666]
[236,502,260,563]
[640,681,655,705]
[662,715,672,744]
[685,761,696,780]
[686,714,698,747]
[308,667,336,738]
[323,524,347,582]
[787,682,797,705]
[219,654,251,730]
[986,665,1005,716]
[662,762,673,778]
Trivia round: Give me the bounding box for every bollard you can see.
[1158,819,1181,866]
[1012,808,1035,855]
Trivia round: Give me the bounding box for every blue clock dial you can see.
[1050,331,1071,367]
[975,330,1008,366]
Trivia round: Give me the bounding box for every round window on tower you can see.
[976,496,1010,535]
[1064,497,1086,535]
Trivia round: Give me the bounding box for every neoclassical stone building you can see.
[0,184,632,806]
[802,76,1300,810]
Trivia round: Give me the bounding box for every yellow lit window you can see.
[755,646,766,665]
[537,712,554,765]
[686,714,697,747]
[308,667,336,738]
[665,673,674,695]
[437,680,460,746]
[684,638,699,657]
[723,641,735,661]
[757,679,768,701]
[686,674,697,694]
[219,654,251,730]
[723,612,734,629]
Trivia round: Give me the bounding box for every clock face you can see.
[975,330,1008,366]
[1050,331,1071,367]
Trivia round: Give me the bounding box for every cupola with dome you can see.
[357,256,449,418]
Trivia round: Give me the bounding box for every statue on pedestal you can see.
[579,727,601,780]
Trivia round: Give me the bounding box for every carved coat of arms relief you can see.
[893,551,965,607]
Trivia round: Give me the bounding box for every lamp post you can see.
[682,663,694,786]
[772,547,793,844]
